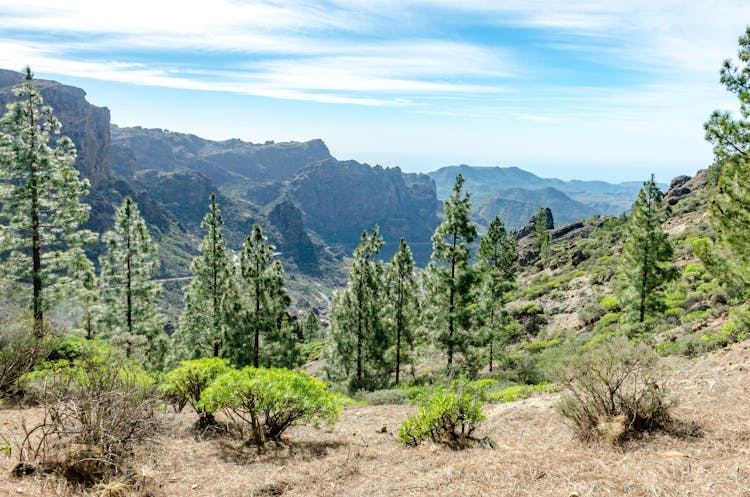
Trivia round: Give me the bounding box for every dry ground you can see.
[2,342,749,497]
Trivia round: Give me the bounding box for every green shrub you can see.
[549,336,676,443]
[397,386,485,447]
[200,367,341,445]
[682,308,714,323]
[19,339,154,400]
[159,357,231,424]
[522,338,560,353]
[485,383,560,403]
[592,312,621,332]
[354,388,409,405]
[599,296,620,312]
[300,340,325,362]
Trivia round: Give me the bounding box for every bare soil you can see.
[2,341,749,497]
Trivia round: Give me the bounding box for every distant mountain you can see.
[110,125,333,185]
[473,187,598,229]
[429,165,655,218]
[110,126,440,265]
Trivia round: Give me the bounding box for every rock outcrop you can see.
[269,200,319,274]
[0,69,112,189]
[663,169,709,206]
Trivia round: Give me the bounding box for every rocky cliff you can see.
[0,69,112,189]
[285,159,439,263]
[110,126,332,184]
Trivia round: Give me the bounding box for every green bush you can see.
[354,388,409,405]
[599,296,620,312]
[593,312,621,332]
[159,357,231,424]
[485,383,559,403]
[549,336,676,443]
[522,338,561,353]
[397,386,485,447]
[200,367,341,445]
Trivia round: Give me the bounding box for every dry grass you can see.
[2,341,750,497]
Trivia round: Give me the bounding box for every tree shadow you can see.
[214,438,345,465]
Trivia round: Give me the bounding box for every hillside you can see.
[2,340,748,497]
[507,170,723,356]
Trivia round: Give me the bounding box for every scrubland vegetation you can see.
[1,27,750,497]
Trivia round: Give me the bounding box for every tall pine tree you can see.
[327,226,389,391]
[173,194,236,360]
[232,224,290,367]
[476,216,517,372]
[423,174,478,373]
[97,196,165,368]
[0,67,93,336]
[616,176,677,323]
[702,27,750,300]
[532,208,552,263]
[385,238,418,385]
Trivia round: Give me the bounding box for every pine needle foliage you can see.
[476,216,517,372]
[98,196,165,368]
[0,67,94,336]
[616,176,677,323]
[327,226,389,392]
[172,194,236,360]
[385,238,418,385]
[423,174,478,373]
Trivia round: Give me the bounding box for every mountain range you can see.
[0,68,660,286]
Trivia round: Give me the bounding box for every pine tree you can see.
[0,67,94,337]
[97,196,165,368]
[231,225,291,367]
[327,226,389,391]
[533,208,552,262]
[385,238,418,385]
[476,216,517,372]
[423,174,478,373]
[303,309,322,341]
[616,176,677,323]
[701,27,750,299]
[173,194,236,360]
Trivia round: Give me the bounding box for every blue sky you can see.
[1,1,748,183]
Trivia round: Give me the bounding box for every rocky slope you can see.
[0,69,112,189]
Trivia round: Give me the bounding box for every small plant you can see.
[199,367,341,446]
[159,357,231,426]
[397,385,485,448]
[549,335,676,443]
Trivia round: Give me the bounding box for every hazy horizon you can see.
[2,1,748,183]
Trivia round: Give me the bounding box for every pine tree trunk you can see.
[447,232,457,372]
[253,277,261,368]
[29,101,44,338]
[395,282,403,385]
[126,214,133,353]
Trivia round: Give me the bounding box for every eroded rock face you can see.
[269,200,319,275]
[515,207,554,240]
[286,159,439,264]
[663,169,709,206]
[0,69,112,189]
